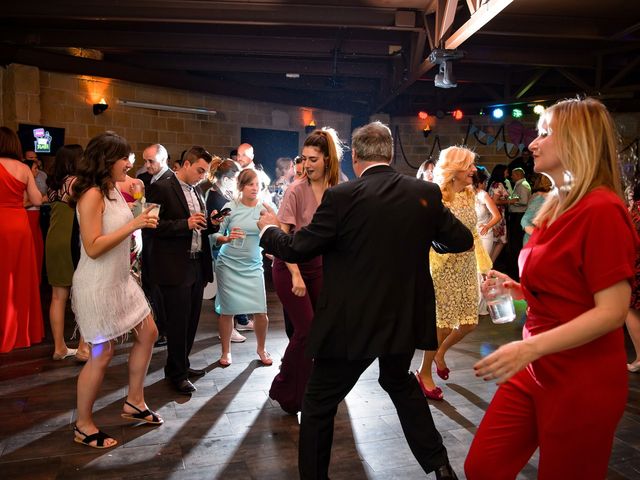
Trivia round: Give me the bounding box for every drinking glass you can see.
[190,208,206,232]
[144,202,161,219]
[230,227,246,248]
[483,277,516,324]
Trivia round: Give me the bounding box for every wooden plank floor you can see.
[1,287,639,479]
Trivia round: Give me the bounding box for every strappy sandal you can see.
[121,400,164,425]
[257,351,273,366]
[73,425,117,449]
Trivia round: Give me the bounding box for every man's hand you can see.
[257,203,279,231]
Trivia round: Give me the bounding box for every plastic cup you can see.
[230,228,246,248]
[144,202,161,219]
[483,277,516,324]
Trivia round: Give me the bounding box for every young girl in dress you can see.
[71,132,163,449]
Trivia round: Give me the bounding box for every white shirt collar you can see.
[151,165,169,183]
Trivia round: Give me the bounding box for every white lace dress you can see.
[72,188,150,344]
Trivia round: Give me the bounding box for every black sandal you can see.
[73,425,117,449]
[121,400,164,425]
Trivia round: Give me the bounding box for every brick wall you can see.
[2,64,639,180]
[2,65,351,171]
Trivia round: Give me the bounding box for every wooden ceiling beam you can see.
[445,0,514,50]
[462,45,595,69]
[110,53,387,79]
[2,1,424,32]
[0,28,395,58]
[515,69,548,99]
[603,55,640,89]
[556,68,593,93]
[436,0,459,45]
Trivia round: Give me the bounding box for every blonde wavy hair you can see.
[533,97,621,226]
[433,146,476,203]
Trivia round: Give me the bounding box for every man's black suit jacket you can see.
[139,169,175,270]
[137,169,174,188]
[260,164,473,360]
[145,175,214,286]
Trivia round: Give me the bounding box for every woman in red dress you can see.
[465,98,636,479]
[0,127,45,353]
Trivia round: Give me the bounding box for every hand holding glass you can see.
[229,227,246,248]
[189,210,207,231]
[137,205,158,229]
[482,276,516,324]
[143,202,160,219]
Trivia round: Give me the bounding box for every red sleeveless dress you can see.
[0,162,44,353]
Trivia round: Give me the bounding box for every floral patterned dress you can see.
[489,181,508,244]
[430,187,480,328]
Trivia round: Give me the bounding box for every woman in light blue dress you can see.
[212,168,273,367]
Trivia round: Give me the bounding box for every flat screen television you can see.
[17,123,66,156]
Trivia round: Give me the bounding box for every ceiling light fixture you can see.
[428,49,464,89]
[286,73,300,79]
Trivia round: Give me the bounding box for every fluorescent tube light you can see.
[116,99,217,115]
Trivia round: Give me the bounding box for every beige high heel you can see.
[52,348,77,360]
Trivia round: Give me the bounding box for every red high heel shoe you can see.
[413,370,443,401]
[436,366,450,380]
[434,358,450,380]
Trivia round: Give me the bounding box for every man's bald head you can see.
[237,143,254,168]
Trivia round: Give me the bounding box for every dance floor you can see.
[1,288,639,479]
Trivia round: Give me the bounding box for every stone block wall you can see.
[2,63,639,180]
[2,64,351,171]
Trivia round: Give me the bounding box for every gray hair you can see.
[147,143,168,165]
[351,121,393,162]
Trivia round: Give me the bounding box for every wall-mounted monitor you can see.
[17,123,66,156]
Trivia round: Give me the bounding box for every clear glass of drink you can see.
[483,276,516,324]
[189,208,206,232]
[144,202,161,219]
[230,227,246,248]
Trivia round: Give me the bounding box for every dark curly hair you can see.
[71,132,131,207]
[47,144,83,192]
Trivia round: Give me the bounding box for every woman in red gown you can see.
[0,126,45,353]
[465,98,636,479]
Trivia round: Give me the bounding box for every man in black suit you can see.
[137,143,174,187]
[138,143,175,346]
[146,146,217,395]
[257,122,471,480]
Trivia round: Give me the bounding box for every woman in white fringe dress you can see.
[70,132,163,449]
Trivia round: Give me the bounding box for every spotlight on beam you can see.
[428,49,464,89]
[492,108,504,120]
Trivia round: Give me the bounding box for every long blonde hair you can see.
[534,97,621,226]
[433,146,476,203]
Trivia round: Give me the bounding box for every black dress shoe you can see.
[154,335,167,347]
[173,379,196,395]
[187,368,206,378]
[434,463,458,480]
